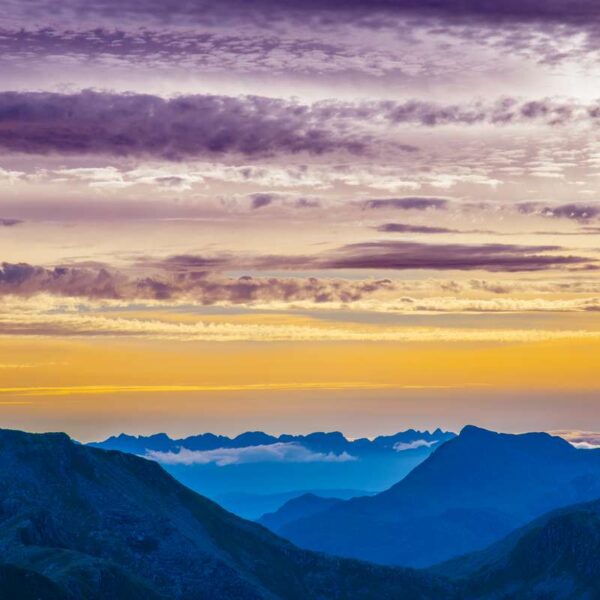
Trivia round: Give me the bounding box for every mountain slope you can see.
[435,497,600,599]
[258,493,343,533]
[216,489,368,520]
[276,426,600,567]
[0,428,450,600]
[0,563,68,600]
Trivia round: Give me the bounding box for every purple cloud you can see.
[364,197,449,211]
[0,218,22,227]
[0,262,123,298]
[319,241,590,272]
[376,223,456,234]
[0,261,395,304]
[2,91,597,163]
[518,202,600,223]
[0,91,367,159]
[7,0,600,26]
[250,193,275,210]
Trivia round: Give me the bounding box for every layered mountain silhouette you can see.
[89,428,454,510]
[90,429,453,455]
[258,493,344,533]
[0,428,451,600]
[218,489,364,521]
[270,426,600,567]
[2,426,600,599]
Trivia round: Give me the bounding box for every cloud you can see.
[375,223,495,235]
[0,261,396,304]
[393,439,439,451]
[551,430,600,449]
[8,0,600,27]
[0,91,368,160]
[250,193,275,210]
[548,204,600,222]
[145,442,357,466]
[318,241,590,272]
[3,91,599,163]
[0,262,124,299]
[293,198,321,209]
[364,197,450,211]
[3,302,600,341]
[518,202,600,223]
[0,238,591,309]
[0,218,22,227]
[153,241,589,274]
[376,223,457,234]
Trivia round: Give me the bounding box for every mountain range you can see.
[89,429,454,455]
[0,428,450,600]
[89,428,454,517]
[260,426,600,567]
[1,427,600,599]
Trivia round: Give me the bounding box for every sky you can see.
[0,0,600,440]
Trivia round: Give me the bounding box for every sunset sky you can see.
[1,0,600,440]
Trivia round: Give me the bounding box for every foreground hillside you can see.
[274,426,600,567]
[434,497,600,599]
[0,429,450,600]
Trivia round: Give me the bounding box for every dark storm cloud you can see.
[0,218,22,226]
[364,197,450,211]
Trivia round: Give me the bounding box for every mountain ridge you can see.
[89,428,455,454]
[273,425,600,567]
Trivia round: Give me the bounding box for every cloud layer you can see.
[145,442,356,466]
[0,91,367,159]
[2,92,599,163]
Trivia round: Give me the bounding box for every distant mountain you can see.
[258,493,344,533]
[275,426,600,567]
[434,497,600,599]
[0,428,450,600]
[89,428,453,456]
[216,489,368,520]
[88,428,454,509]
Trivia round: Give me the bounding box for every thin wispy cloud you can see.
[145,442,357,466]
[393,439,439,451]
